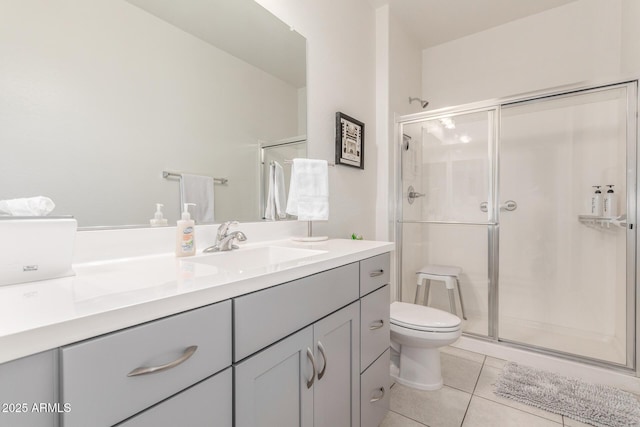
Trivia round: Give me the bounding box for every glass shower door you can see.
[400,109,496,337]
[498,84,636,366]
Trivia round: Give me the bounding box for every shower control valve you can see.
[407,186,425,204]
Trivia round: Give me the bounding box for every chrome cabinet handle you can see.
[306,348,317,389]
[317,342,327,380]
[127,345,198,377]
[369,270,384,277]
[370,386,386,403]
[369,320,384,330]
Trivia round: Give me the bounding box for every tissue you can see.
[0,196,56,216]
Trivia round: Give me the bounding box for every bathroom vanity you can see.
[0,238,392,427]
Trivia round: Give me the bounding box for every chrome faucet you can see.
[203,221,247,253]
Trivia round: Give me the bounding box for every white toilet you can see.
[390,301,462,391]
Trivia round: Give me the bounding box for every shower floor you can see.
[462,314,626,366]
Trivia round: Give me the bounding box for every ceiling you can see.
[371,0,579,49]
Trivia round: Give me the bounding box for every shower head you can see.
[409,97,429,108]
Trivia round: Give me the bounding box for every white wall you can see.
[377,7,424,298]
[422,0,632,109]
[255,0,378,240]
[0,0,299,227]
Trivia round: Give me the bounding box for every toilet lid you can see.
[390,302,461,332]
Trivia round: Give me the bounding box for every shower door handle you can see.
[480,200,518,213]
[502,200,518,211]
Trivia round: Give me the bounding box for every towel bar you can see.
[162,171,228,185]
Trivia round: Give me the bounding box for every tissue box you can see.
[0,218,77,286]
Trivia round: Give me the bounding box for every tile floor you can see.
[380,346,593,427]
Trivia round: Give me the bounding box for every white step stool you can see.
[415,265,467,320]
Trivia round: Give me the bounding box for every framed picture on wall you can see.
[335,112,364,169]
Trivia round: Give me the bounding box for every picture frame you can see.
[335,112,364,169]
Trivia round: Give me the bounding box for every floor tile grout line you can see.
[458,355,487,426]
[387,408,430,426]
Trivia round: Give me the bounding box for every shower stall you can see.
[396,80,639,371]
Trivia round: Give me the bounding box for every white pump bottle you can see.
[176,203,196,257]
[150,203,168,226]
[604,185,617,218]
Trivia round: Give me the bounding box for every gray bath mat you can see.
[494,362,640,427]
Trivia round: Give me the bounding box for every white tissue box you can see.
[0,218,77,286]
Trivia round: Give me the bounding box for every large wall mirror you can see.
[0,0,306,228]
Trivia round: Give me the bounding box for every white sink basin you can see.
[189,246,327,273]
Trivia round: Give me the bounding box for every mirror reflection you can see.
[0,0,306,228]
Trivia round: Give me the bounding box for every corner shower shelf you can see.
[578,215,629,229]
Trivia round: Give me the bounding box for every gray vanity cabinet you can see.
[235,302,360,427]
[312,301,360,427]
[117,368,232,427]
[0,350,57,427]
[359,254,391,427]
[60,300,232,427]
[235,326,314,427]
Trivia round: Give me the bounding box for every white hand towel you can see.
[286,158,329,221]
[180,174,215,223]
[265,163,276,220]
[273,161,287,219]
[265,161,287,220]
[0,196,55,216]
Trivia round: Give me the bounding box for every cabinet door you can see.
[0,350,56,427]
[118,368,232,427]
[235,326,314,427]
[313,302,360,427]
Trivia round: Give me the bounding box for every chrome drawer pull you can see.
[370,386,386,403]
[306,348,317,389]
[317,342,327,380]
[369,320,384,330]
[369,270,384,277]
[127,345,198,377]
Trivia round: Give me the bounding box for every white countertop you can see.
[0,238,393,364]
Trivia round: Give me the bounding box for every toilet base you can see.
[391,344,445,391]
[391,373,443,391]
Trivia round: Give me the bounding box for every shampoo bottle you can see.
[150,203,168,226]
[604,185,617,218]
[176,203,196,257]
[591,186,603,216]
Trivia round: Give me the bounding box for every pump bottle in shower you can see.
[604,185,616,218]
[591,186,603,216]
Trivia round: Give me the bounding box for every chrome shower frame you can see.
[395,77,640,375]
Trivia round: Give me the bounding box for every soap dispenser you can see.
[176,203,196,257]
[604,185,617,218]
[591,186,603,216]
[150,203,168,227]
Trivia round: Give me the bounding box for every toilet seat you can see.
[390,302,461,333]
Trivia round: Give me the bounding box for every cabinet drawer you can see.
[61,301,232,427]
[119,368,232,427]
[234,263,359,361]
[360,253,390,296]
[360,285,390,372]
[361,349,391,427]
